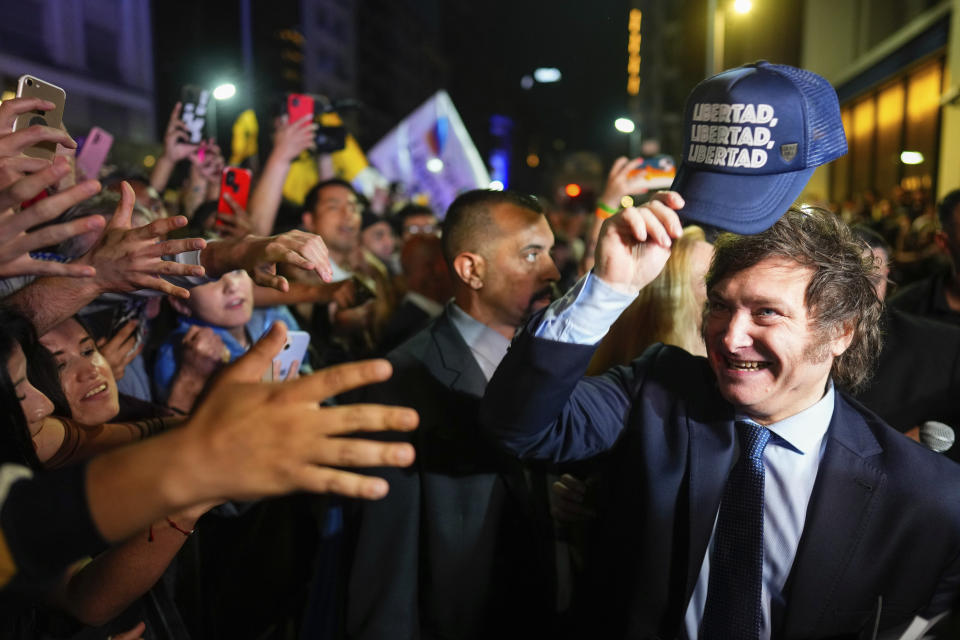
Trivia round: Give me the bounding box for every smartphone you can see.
[75,126,114,180]
[13,75,66,160]
[217,167,252,216]
[287,93,315,123]
[265,330,310,381]
[180,85,210,144]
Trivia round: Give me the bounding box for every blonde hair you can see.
[587,225,708,374]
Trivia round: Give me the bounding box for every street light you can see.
[533,68,562,83]
[707,0,753,76]
[213,83,236,100]
[615,117,636,134]
[900,151,924,165]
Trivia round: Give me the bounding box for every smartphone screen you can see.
[217,167,252,215]
[13,75,66,160]
[180,85,211,144]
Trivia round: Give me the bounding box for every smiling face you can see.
[7,342,54,440]
[40,319,119,427]
[702,257,852,425]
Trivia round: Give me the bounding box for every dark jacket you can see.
[345,309,556,640]
[481,330,960,639]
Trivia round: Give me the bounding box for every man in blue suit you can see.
[481,194,960,638]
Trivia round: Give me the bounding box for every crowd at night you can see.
[2,1,960,639]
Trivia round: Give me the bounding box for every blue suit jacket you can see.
[481,330,960,639]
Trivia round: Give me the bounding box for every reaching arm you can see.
[7,183,205,333]
[480,193,685,462]
[199,229,334,290]
[248,114,316,236]
[48,503,207,627]
[0,322,419,592]
[253,279,351,307]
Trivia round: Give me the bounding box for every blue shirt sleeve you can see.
[535,271,637,344]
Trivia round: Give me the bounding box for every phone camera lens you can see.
[292,97,299,106]
[26,79,33,86]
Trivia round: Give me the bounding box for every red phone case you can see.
[287,94,315,123]
[217,168,252,216]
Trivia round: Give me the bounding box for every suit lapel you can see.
[418,309,538,518]
[420,311,488,398]
[779,395,885,637]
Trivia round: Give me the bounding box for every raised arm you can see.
[150,102,198,193]
[247,114,316,236]
[481,193,684,462]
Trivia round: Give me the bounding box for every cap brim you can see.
[670,165,815,234]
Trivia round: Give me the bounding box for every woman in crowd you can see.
[31,316,174,466]
[0,306,205,638]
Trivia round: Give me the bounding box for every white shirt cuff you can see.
[535,271,636,345]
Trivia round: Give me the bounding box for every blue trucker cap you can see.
[671,61,847,234]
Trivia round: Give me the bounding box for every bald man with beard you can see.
[343,190,561,640]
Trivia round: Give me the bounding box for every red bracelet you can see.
[166,517,195,537]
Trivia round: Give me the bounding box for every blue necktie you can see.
[701,420,771,640]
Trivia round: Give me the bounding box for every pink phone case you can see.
[75,127,114,181]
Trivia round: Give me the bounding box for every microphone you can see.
[919,421,955,453]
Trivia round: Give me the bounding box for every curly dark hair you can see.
[704,206,883,392]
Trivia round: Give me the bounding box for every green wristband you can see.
[597,201,618,214]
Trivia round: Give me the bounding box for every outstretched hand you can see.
[592,191,685,295]
[202,229,334,291]
[0,157,106,278]
[179,322,418,501]
[74,182,208,298]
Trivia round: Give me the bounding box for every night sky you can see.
[152,0,802,194]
